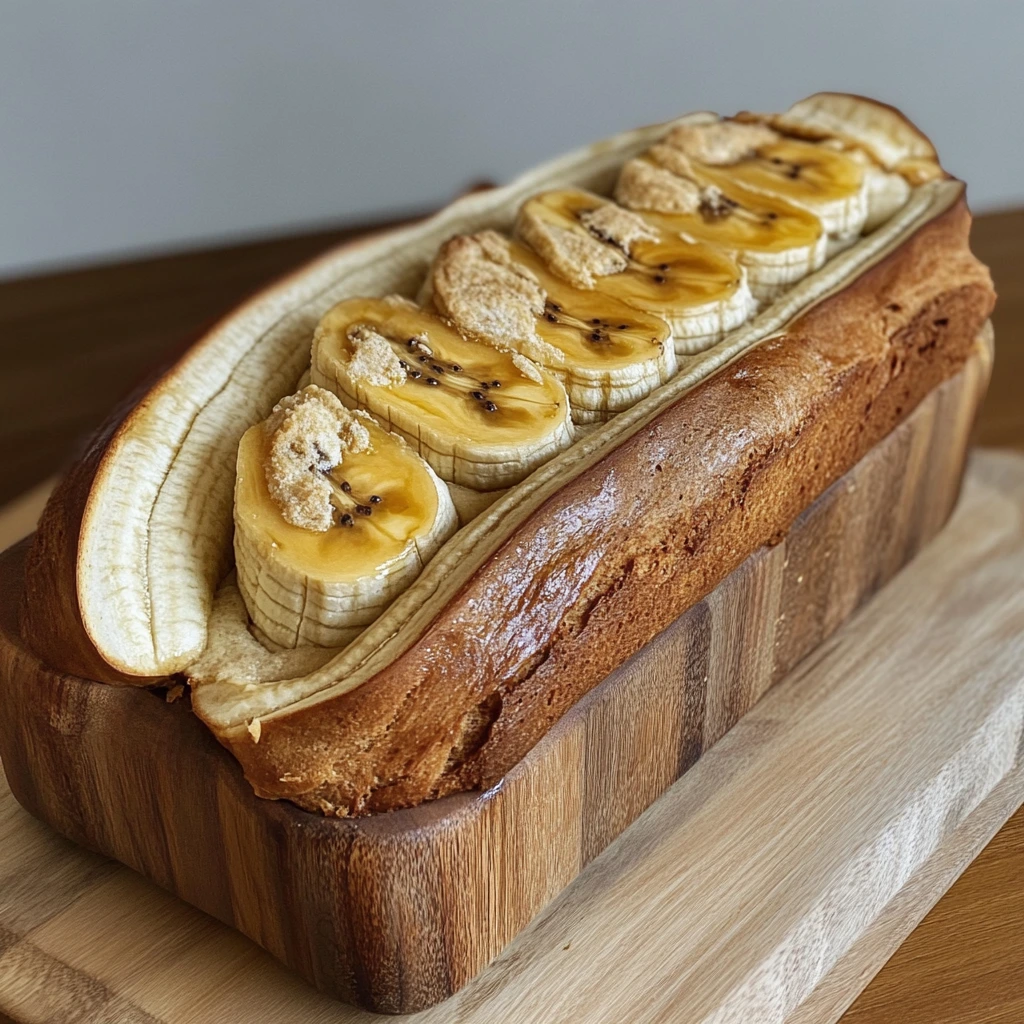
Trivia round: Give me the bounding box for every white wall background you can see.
[2,0,1022,278]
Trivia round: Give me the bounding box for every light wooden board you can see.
[0,350,990,1014]
[1,448,1022,1023]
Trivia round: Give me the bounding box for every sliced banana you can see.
[233,386,458,650]
[515,188,755,355]
[616,149,827,302]
[426,230,677,423]
[836,144,912,232]
[734,102,926,234]
[754,93,943,184]
[311,295,574,490]
[661,119,869,244]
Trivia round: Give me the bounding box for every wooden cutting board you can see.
[1,448,1023,1023]
[0,344,992,1015]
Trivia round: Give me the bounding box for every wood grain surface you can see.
[0,342,991,1015]
[0,205,1021,1019]
[1,448,1022,1023]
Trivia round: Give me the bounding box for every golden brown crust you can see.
[226,197,994,815]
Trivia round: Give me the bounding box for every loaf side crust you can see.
[222,197,994,815]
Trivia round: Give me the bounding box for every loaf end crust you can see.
[18,233,391,683]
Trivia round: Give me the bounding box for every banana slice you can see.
[311,295,574,490]
[833,143,912,232]
[234,386,458,650]
[616,148,827,302]
[752,93,943,185]
[661,119,869,244]
[425,230,677,423]
[515,189,755,355]
[734,100,925,234]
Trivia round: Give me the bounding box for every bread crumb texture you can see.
[264,385,370,532]
[345,324,409,388]
[616,158,703,213]
[518,216,623,289]
[433,231,544,347]
[518,200,656,290]
[577,203,659,251]
[664,120,779,165]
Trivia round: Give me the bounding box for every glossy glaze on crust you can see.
[220,197,994,815]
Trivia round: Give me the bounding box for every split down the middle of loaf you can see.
[228,105,941,654]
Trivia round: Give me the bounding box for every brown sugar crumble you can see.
[264,386,370,532]
[663,120,779,165]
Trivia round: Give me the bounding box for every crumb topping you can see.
[616,158,703,214]
[346,324,409,388]
[647,142,700,180]
[524,220,618,288]
[663,120,779,165]
[577,204,659,251]
[520,217,626,289]
[510,350,544,383]
[264,385,370,533]
[620,149,742,222]
[519,199,658,290]
[431,231,565,367]
[433,231,544,343]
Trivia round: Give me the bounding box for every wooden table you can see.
[0,208,1021,1022]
